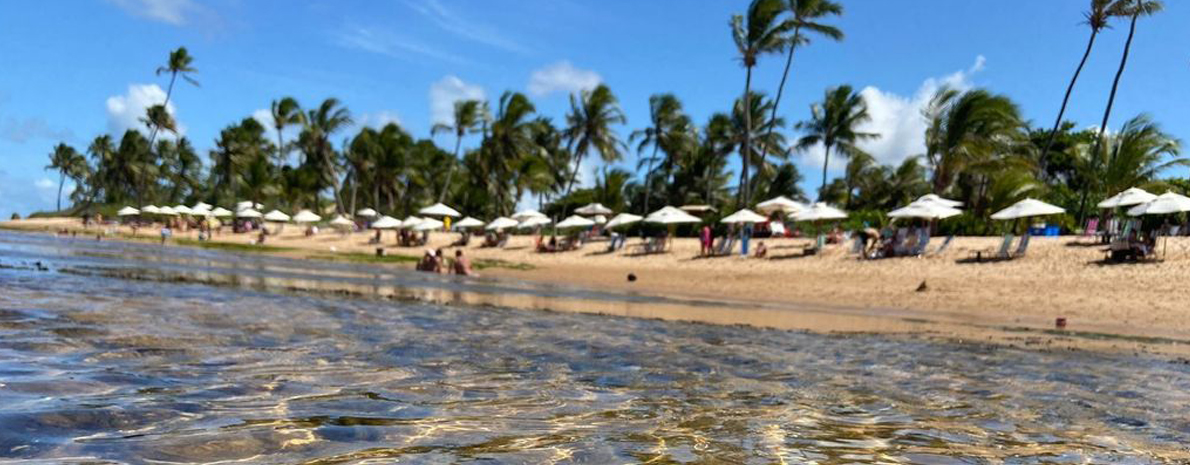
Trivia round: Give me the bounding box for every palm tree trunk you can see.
[349,178,357,217]
[1040,28,1099,176]
[56,172,64,212]
[739,65,754,207]
[148,72,178,147]
[758,25,801,178]
[819,143,832,201]
[438,134,463,203]
[562,140,583,209]
[1090,13,1138,177]
[276,129,285,168]
[643,142,659,213]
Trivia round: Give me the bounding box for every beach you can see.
[6,217,1189,354]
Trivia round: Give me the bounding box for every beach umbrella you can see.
[141,205,160,214]
[453,217,485,229]
[173,205,193,215]
[1098,187,1156,209]
[756,196,806,214]
[370,215,400,229]
[605,213,642,229]
[720,208,768,224]
[990,198,1065,220]
[888,201,962,220]
[263,210,290,222]
[400,216,423,229]
[236,200,264,212]
[512,209,547,221]
[418,202,461,218]
[519,216,552,228]
[356,207,378,217]
[592,215,607,225]
[486,217,518,231]
[157,206,178,216]
[329,215,354,227]
[791,203,848,222]
[237,208,262,219]
[575,203,613,215]
[293,210,321,223]
[210,207,233,218]
[190,205,211,216]
[915,194,963,208]
[1127,192,1190,216]
[413,217,444,231]
[192,202,212,211]
[679,204,717,214]
[645,206,702,224]
[556,215,596,229]
[116,206,140,216]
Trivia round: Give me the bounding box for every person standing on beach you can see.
[160,225,172,244]
[700,225,713,256]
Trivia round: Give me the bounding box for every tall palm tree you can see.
[1089,0,1163,173]
[46,143,84,211]
[431,99,488,202]
[149,47,198,146]
[795,85,878,200]
[629,94,691,213]
[141,104,177,137]
[298,98,353,214]
[270,97,303,168]
[87,135,116,205]
[1084,113,1184,197]
[562,84,627,201]
[481,92,539,214]
[730,0,793,205]
[922,88,1024,196]
[760,0,843,170]
[730,92,788,198]
[1037,0,1117,170]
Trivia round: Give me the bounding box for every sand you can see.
[7,217,1190,355]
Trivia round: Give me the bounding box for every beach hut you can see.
[990,198,1065,220]
[575,203,612,216]
[453,217,485,230]
[293,210,321,223]
[605,213,642,229]
[720,208,768,224]
[485,217,518,231]
[756,196,806,214]
[556,215,595,229]
[356,208,378,217]
[116,206,140,216]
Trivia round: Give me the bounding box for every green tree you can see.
[45,143,86,211]
[922,88,1023,196]
[150,47,198,146]
[431,99,489,202]
[794,84,878,200]
[731,0,793,205]
[270,97,303,168]
[298,98,353,214]
[629,94,693,213]
[562,84,626,203]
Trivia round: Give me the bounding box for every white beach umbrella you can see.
[192,202,212,211]
[210,207,233,218]
[512,209,547,221]
[486,217,519,231]
[721,208,768,224]
[173,205,193,215]
[356,207,378,217]
[157,206,178,216]
[263,210,291,222]
[605,213,642,229]
[1126,192,1190,216]
[453,217,485,229]
[116,206,140,216]
[990,198,1066,220]
[888,201,963,220]
[400,216,423,229]
[756,196,806,214]
[293,210,321,223]
[370,215,400,229]
[236,208,262,219]
[915,194,963,208]
[645,206,702,224]
[418,202,461,217]
[679,205,717,214]
[329,215,354,227]
[141,205,160,214]
[190,206,211,216]
[413,217,444,231]
[592,215,608,224]
[519,216,552,228]
[791,203,848,222]
[556,215,596,229]
[575,203,613,215]
[1098,187,1156,209]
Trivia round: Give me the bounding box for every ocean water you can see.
[0,230,1188,463]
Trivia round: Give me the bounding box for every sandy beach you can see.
[7,217,1189,354]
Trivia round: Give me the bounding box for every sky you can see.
[1,0,1188,219]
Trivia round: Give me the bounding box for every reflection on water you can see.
[1,230,1189,463]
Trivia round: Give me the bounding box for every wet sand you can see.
[7,217,1190,356]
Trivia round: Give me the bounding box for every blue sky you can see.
[1,0,1188,218]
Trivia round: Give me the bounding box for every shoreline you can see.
[6,217,1190,358]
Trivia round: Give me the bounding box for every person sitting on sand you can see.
[453,250,477,276]
[416,249,434,271]
[754,241,767,258]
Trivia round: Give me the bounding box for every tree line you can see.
[46,0,1184,234]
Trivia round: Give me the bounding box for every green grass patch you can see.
[174,238,294,253]
[474,258,535,271]
[312,251,419,264]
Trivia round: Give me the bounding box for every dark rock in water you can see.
[916,280,928,292]
[627,273,637,282]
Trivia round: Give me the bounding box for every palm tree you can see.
[431,99,488,202]
[298,98,353,214]
[46,143,84,211]
[1087,114,1184,197]
[562,84,627,201]
[1037,0,1117,170]
[922,88,1024,196]
[482,92,539,214]
[141,104,177,137]
[270,97,303,168]
[730,92,788,198]
[760,0,843,170]
[795,85,878,200]
[1089,0,1163,174]
[730,0,793,205]
[87,135,116,205]
[149,47,198,146]
[629,94,691,214]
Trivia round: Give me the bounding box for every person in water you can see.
[453,249,476,276]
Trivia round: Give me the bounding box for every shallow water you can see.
[1,230,1189,463]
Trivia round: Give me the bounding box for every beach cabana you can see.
[356,208,378,217]
[486,217,518,231]
[419,203,461,218]
[453,217,485,230]
[605,213,642,229]
[990,198,1065,220]
[293,210,321,223]
[116,206,140,216]
[720,208,768,224]
[756,196,806,215]
[556,215,595,229]
[575,203,612,216]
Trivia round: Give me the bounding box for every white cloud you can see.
[429,76,486,125]
[108,0,196,25]
[335,24,469,65]
[360,111,402,129]
[105,84,183,138]
[407,0,529,54]
[799,55,986,171]
[528,61,601,97]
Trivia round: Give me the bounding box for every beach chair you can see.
[848,235,864,255]
[1083,218,1099,237]
[928,235,954,257]
[968,234,1013,262]
[1010,234,1031,259]
[909,230,931,256]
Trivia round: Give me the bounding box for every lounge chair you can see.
[908,230,931,256]
[928,235,954,256]
[1083,218,1099,238]
[710,235,736,257]
[1010,234,1031,259]
[968,234,1014,262]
